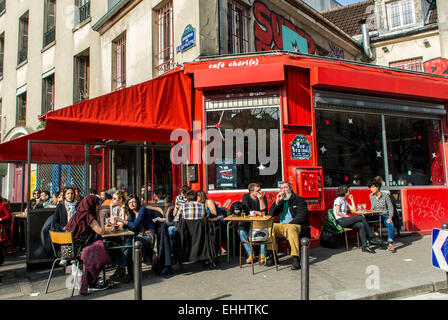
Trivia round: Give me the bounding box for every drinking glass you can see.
[241,212,246,218]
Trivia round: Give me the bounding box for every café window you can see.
[154,0,174,75]
[16,91,27,126]
[75,0,90,25]
[315,91,446,187]
[316,109,385,187]
[42,73,55,114]
[73,49,89,103]
[205,88,283,191]
[112,32,126,91]
[389,57,423,72]
[385,116,445,186]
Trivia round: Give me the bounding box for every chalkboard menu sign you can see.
[290,135,312,160]
[217,162,237,188]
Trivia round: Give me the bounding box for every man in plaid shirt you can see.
[176,190,206,220]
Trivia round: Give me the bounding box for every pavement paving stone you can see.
[0,234,446,300]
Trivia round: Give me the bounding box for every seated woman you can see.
[110,190,127,220]
[63,195,108,293]
[109,194,157,282]
[0,196,12,246]
[52,187,78,232]
[333,185,383,254]
[367,179,396,253]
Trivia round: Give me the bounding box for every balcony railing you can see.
[79,1,91,24]
[43,27,55,47]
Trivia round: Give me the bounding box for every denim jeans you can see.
[237,225,266,257]
[119,234,153,273]
[168,222,178,253]
[381,215,395,243]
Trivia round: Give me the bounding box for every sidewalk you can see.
[0,234,446,300]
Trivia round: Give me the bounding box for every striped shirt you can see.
[369,192,394,218]
[177,201,206,220]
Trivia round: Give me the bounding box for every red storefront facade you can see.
[182,53,448,243]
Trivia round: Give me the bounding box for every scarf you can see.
[279,200,289,222]
[65,200,77,222]
[65,195,99,240]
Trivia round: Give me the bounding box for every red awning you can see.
[0,68,192,162]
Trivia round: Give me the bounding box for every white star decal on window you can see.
[320,145,327,154]
[376,151,382,158]
[348,118,353,124]
[432,153,436,159]
[257,164,266,171]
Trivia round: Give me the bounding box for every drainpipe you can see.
[360,19,375,62]
[218,0,223,55]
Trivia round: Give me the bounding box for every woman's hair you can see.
[337,185,350,197]
[186,190,197,202]
[180,185,190,195]
[125,194,141,217]
[63,187,75,199]
[196,190,207,204]
[154,187,166,200]
[367,179,381,189]
[114,189,128,203]
[51,191,60,205]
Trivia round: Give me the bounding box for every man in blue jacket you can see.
[266,181,310,270]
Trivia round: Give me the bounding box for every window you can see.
[43,0,56,47]
[316,101,446,187]
[42,74,55,114]
[390,57,423,72]
[227,0,249,54]
[0,33,4,78]
[74,50,89,103]
[387,0,415,30]
[16,92,27,126]
[112,33,126,91]
[205,88,283,191]
[75,0,90,25]
[18,11,29,65]
[0,0,5,14]
[385,117,445,186]
[155,1,174,75]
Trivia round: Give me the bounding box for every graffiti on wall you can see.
[423,58,448,75]
[253,0,316,54]
[329,42,344,59]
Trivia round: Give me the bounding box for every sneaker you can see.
[386,243,396,253]
[259,254,265,265]
[291,256,301,270]
[88,281,108,293]
[362,246,376,254]
[59,259,67,267]
[264,252,277,267]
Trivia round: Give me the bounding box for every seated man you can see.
[266,181,310,270]
[239,183,268,264]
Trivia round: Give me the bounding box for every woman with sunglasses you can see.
[109,195,157,282]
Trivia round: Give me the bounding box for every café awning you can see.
[0,68,192,162]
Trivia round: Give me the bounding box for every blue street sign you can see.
[180,25,196,53]
[432,229,448,271]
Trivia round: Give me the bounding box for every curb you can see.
[354,280,448,300]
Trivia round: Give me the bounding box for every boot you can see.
[109,266,126,281]
[245,253,256,264]
[291,256,301,270]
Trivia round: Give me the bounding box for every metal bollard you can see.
[134,241,142,300]
[442,223,448,287]
[300,237,310,300]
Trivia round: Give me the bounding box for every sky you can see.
[336,0,366,5]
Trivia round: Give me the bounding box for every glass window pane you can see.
[206,106,282,190]
[385,117,445,186]
[316,110,385,187]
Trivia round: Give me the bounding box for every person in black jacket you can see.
[266,181,310,270]
[52,187,78,232]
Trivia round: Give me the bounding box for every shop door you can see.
[13,166,22,202]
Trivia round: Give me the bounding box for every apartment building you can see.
[323,0,447,75]
[0,0,364,200]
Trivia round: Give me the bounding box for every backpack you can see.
[320,209,344,249]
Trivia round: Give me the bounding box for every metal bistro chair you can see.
[45,231,80,297]
[239,218,278,275]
